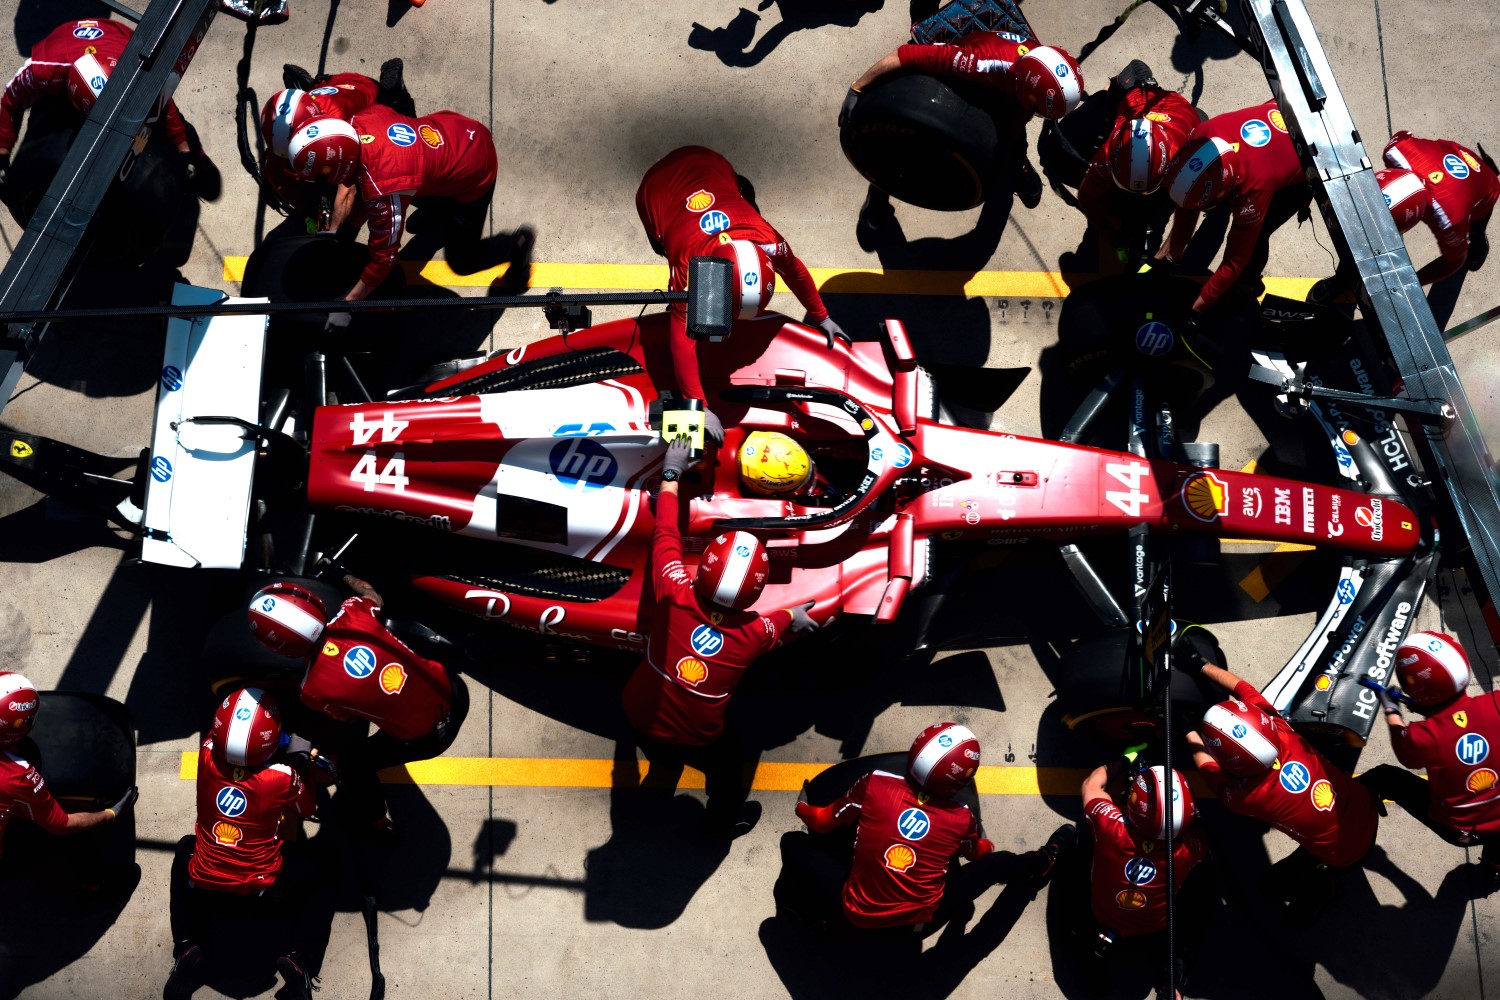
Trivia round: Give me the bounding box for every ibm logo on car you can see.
[216,787,248,818]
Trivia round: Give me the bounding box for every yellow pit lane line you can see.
[180,753,1094,795]
[221,257,1317,301]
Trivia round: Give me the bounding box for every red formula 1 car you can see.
[302,308,1422,667]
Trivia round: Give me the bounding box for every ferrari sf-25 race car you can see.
[0,274,1435,743]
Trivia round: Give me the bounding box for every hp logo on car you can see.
[1134,321,1174,357]
[549,438,617,492]
[216,787,248,818]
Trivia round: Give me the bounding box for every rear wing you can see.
[140,284,268,568]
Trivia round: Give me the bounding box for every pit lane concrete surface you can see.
[1,0,1500,997]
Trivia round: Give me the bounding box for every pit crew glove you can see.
[663,435,694,477]
[105,786,139,820]
[789,600,820,634]
[704,407,725,446]
[1121,742,1148,765]
[181,149,223,202]
[838,85,861,128]
[1378,685,1404,716]
[1172,623,1223,677]
[808,314,852,350]
[324,310,353,333]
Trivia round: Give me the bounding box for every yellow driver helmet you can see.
[739,431,813,496]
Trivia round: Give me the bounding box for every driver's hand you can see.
[789,600,819,634]
[1172,624,1222,677]
[704,408,725,446]
[809,314,851,350]
[838,85,861,128]
[325,310,353,332]
[663,435,694,477]
[106,786,139,819]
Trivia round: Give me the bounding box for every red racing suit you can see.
[1198,681,1378,867]
[896,29,1035,101]
[1392,690,1500,836]
[797,769,990,928]
[304,72,378,121]
[0,748,70,861]
[621,488,792,745]
[347,105,498,290]
[634,146,829,400]
[1076,87,1200,225]
[302,596,454,743]
[1162,100,1305,308]
[1085,797,1207,936]
[1384,132,1499,285]
[187,738,316,895]
[0,19,188,152]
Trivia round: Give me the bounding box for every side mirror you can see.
[686,255,734,342]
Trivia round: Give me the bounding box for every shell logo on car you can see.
[685,190,715,211]
[1116,889,1147,909]
[1315,675,1332,691]
[883,843,917,874]
[213,821,243,847]
[419,124,444,149]
[1182,471,1228,522]
[1467,768,1497,793]
[675,657,707,687]
[380,663,408,695]
[1310,779,1335,812]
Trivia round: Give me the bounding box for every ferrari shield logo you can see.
[1454,711,1468,729]
[9,440,32,459]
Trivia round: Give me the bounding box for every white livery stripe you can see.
[74,54,108,98]
[268,599,324,643]
[712,531,755,607]
[1202,704,1277,765]
[909,724,968,784]
[225,689,257,766]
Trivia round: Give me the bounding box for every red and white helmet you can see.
[907,722,982,798]
[0,672,39,747]
[1199,698,1279,777]
[1166,136,1242,210]
[1108,118,1174,194]
[211,687,283,768]
[287,116,362,185]
[1396,630,1471,706]
[247,582,329,658]
[66,52,118,115]
[694,531,770,611]
[1377,168,1430,234]
[710,239,775,319]
[1125,766,1195,838]
[1013,46,1084,120]
[260,89,320,159]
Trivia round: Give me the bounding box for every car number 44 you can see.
[1104,461,1150,517]
[351,451,410,492]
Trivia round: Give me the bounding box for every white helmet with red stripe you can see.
[0,672,39,747]
[66,52,118,115]
[1013,46,1085,120]
[1108,118,1174,194]
[260,89,319,159]
[211,687,283,768]
[247,582,329,657]
[287,115,362,185]
[694,531,770,611]
[1199,698,1279,777]
[907,721,981,798]
[1166,135,1242,210]
[1125,766,1195,838]
[1377,168,1430,234]
[710,239,775,319]
[1396,630,1471,707]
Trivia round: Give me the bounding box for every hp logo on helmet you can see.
[937,734,953,748]
[1231,723,1247,739]
[216,787,248,818]
[260,597,277,612]
[234,706,253,722]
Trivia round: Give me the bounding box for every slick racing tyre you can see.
[1054,631,1208,744]
[840,73,1002,211]
[25,693,134,810]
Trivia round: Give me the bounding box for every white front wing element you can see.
[140,284,269,569]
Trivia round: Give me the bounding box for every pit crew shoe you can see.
[1469,228,1490,272]
[163,943,204,1000]
[276,955,320,999]
[1034,823,1078,881]
[377,58,416,116]
[856,187,896,252]
[702,801,762,842]
[282,64,316,92]
[1014,156,1043,210]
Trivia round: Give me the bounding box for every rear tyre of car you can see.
[1053,631,1209,744]
[840,74,1002,211]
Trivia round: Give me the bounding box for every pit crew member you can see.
[621,437,819,838]
[1176,626,1379,904]
[1073,61,1201,254]
[840,32,1084,208]
[1081,760,1209,995]
[1384,132,1498,282]
[1155,99,1310,315]
[1360,631,1500,886]
[785,721,1075,929]
[287,107,519,329]
[164,688,329,1000]
[246,572,470,832]
[0,18,216,197]
[0,672,134,859]
[636,145,842,439]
